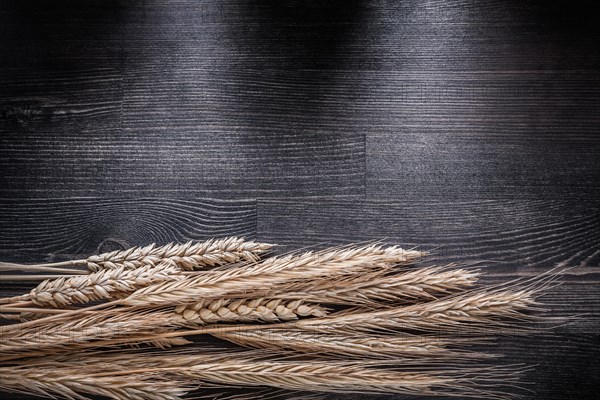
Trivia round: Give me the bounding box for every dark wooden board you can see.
[257,197,600,269]
[0,198,258,262]
[1,0,599,399]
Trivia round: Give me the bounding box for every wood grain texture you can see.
[364,72,600,198]
[0,198,257,263]
[257,197,600,269]
[1,0,599,399]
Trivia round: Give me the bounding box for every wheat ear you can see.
[0,261,88,274]
[176,298,328,324]
[176,359,522,399]
[86,237,273,272]
[0,237,272,274]
[293,286,542,334]
[263,265,480,306]
[0,309,187,354]
[0,365,191,400]
[124,244,425,306]
[26,262,184,307]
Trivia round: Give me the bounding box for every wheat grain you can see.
[176,298,328,324]
[27,263,184,307]
[124,244,425,306]
[86,237,273,272]
[0,365,191,400]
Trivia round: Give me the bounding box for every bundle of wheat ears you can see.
[0,237,562,400]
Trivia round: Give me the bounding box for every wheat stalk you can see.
[24,262,184,307]
[176,298,328,324]
[0,261,88,274]
[124,244,425,306]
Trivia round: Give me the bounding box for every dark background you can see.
[0,1,599,399]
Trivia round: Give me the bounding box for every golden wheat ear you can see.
[283,266,565,337]
[85,237,274,272]
[0,237,274,274]
[0,365,193,400]
[262,264,480,307]
[175,358,529,399]
[176,298,328,324]
[0,309,189,355]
